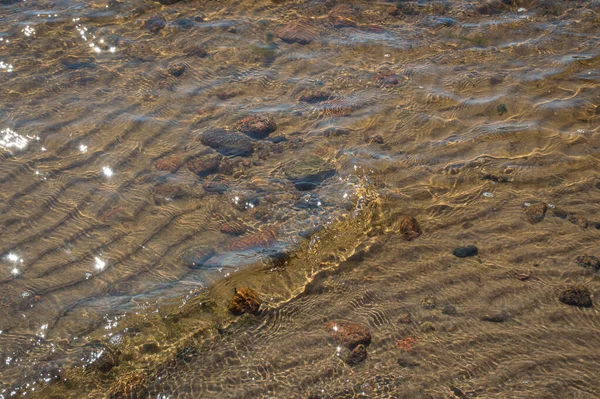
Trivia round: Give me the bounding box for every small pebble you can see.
[453,245,478,258]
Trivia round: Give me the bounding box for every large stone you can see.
[228,287,262,315]
[233,115,277,139]
[325,321,371,349]
[274,21,318,45]
[559,286,593,307]
[199,129,254,157]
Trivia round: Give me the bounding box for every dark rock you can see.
[345,344,368,365]
[490,75,503,85]
[323,127,351,137]
[441,304,457,315]
[298,91,331,103]
[179,245,215,269]
[228,287,262,315]
[559,286,592,307]
[274,21,317,45]
[176,346,199,363]
[154,155,184,173]
[141,342,160,354]
[399,216,422,241]
[366,134,384,144]
[298,225,324,239]
[82,343,118,373]
[421,295,437,310]
[153,184,184,204]
[184,45,208,58]
[397,358,420,368]
[524,202,547,224]
[480,171,512,182]
[107,281,134,296]
[453,245,478,258]
[420,322,435,332]
[142,15,167,34]
[477,0,508,15]
[325,321,372,349]
[283,157,335,191]
[233,115,277,139]
[62,56,96,70]
[398,313,412,324]
[294,193,323,209]
[186,155,221,176]
[481,311,509,323]
[497,103,508,116]
[574,255,600,272]
[158,0,182,4]
[167,63,186,77]
[433,17,459,28]
[375,72,399,86]
[219,221,247,236]
[552,207,568,219]
[199,128,254,157]
[567,214,588,229]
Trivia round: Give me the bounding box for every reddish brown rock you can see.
[219,221,247,236]
[186,155,221,176]
[524,202,547,224]
[274,21,317,45]
[366,134,384,144]
[154,155,184,173]
[228,287,262,315]
[153,184,184,204]
[568,214,588,229]
[227,228,277,251]
[202,175,229,194]
[399,216,422,241]
[325,320,371,349]
[298,90,331,103]
[233,115,277,139]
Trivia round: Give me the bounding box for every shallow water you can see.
[1,0,599,397]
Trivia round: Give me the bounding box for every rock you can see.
[298,91,331,103]
[186,155,221,176]
[398,313,412,324]
[568,214,588,229]
[323,127,351,137]
[283,157,335,191]
[202,175,229,193]
[479,171,512,182]
[574,255,600,272]
[199,128,254,157]
[233,115,277,139]
[497,103,508,115]
[219,221,247,236]
[154,155,184,173]
[184,45,208,58]
[141,342,160,354]
[167,63,186,77]
[228,287,262,315]
[490,75,503,85]
[477,0,508,15]
[420,322,435,332]
[158,0,182,4]
[397,358,420,368]
[552,207,568,219]
[82,343,118,373]
[366,134,384,144]
[345,344,368,365]
[524,202,547,224]
[142,15,167,33]
[153,184,184,204]
[375,72,399,86]
[107,281,134,296]
[481,311,510,323]
[559,285,592,307]
[325,321,372,349]
[227,228,277,251]
[274,21,317,44]
[179,245,215,269]
[399,216,422,241]
[62,56,96,70]
[453,245,478,258]
[421,295,437,310]
[441,304,457,315]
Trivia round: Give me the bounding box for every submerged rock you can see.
[453,245,478,258]
[142,15,167,33]
[228,287,262,315]
[298,90,331,103]
[199,128,254,157]
[399,216,422,241]
[219,221,247,236]
[227,228,277,251]
[345,344,368,365]
[574,255,600,272]
[421,295,437,310]
[559,285,592,307]
[524,202,547,224]
[153,183,184,204]
[283,157,335,191]
[202,175,230,193]
[184,45,208,58]
[325,321,372,349]
[154,155,184,173]
[274,21,317,44]
[481,311,510,323]
[167,63,186,77]
[186,155,221,176]
[568,214,588,229]
[176,346,199,363]
[179,245,215,269]
[82,343,118,373]
[233,115,277,139]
